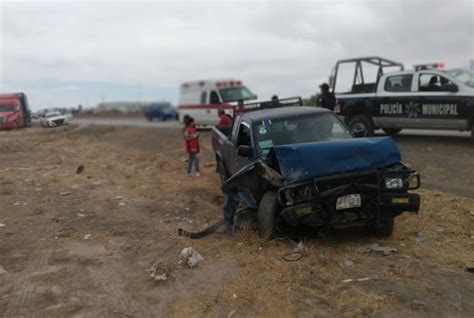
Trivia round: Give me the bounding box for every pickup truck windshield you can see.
[0,105,15,112]
[254,113,352,156]
[445,69,474,88]
[219,87,254,102]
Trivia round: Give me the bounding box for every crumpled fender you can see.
[221,160,282,208]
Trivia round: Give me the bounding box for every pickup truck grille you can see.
[314,171,379,192]
[0,117,4,125]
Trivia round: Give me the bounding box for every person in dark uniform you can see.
[317,83,336,111]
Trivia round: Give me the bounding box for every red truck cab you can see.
[0,93,31,130]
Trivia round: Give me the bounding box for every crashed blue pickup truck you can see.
[211,105,421,239]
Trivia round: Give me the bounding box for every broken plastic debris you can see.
[180,247,204,268]
[13,202,20,206]
[341,277,372,283]
[0,223,5,227]
[60,192,72,195]
[83,234,92,240]
[411,233,427,242]
[118,202,126,206]
[115,196,123,200]
[0,265,8,275]
[361,243,398,256]
[432,225,446,233]
[343,259,354,267]
[77,213,86,218]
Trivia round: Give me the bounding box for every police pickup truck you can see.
[330,57,474,140]
[211,98,420,239]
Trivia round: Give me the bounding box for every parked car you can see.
[144,103,178,121]
[329,57,474,140]
[0,92,32,130]
[40,111,68,128]
[212,102,420,239]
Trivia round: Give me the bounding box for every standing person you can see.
[271,95,280,108]
[317,83,336,111]
[184,117,200,176]
[217,109,232,127]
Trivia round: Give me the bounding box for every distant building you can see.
[96,101,171,113]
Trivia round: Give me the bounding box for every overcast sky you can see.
[1,0,473,110]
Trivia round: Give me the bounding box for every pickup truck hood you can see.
[272,137,401,185]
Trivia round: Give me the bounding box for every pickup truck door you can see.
[412,72,466,130]
[376,73,419,128]
[229,120,253,175]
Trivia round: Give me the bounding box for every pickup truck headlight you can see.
[385,177,403,189]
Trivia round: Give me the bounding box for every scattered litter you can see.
[35,188,42,191]
[93,181,102,186]
[76,213,86,218]
[79,208,86,212]
[232,293,238,299]
[411,233,427,242]
[466,267,474,274]
[76,164,85,174]
[83,234,92,240]
[180,247,204,268]
[118,202,126,206]
[60,192,72,195]
[184,207,190,211]
[432,225,446,233]
[317,249,326,259]
[0,223,5,227]
[147,260,170,282]
[13,202,20,206]
[411,300,427,308]
[115,196,123,200]
[343,259,354,267]
[360,243,398,256]
[0,265,7,275]
[341,277,372,283]
[283,241,308,262]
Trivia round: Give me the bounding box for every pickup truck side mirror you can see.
[442,84,458,92]
[237,145,253,158]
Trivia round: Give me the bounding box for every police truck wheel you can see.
[373,218,394,237]
[257,190,278,240]
[349,115,374,137]
[382,128,402,135]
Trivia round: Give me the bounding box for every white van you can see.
[178,79,257,126]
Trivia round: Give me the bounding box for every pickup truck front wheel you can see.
[257,190,278,240]
[348,114,374,137]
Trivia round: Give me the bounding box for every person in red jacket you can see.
[218,109,232,127]
[184,117,200,176]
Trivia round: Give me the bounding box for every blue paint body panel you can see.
[272,137,401,185]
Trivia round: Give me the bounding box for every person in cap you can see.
[317,83,336,111]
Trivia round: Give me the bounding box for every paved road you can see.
[72,117,472,138]
[71,117,181,128]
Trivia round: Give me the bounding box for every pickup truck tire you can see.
[373,218,394,236]
[382,128,402,135]
[348,114,374,137]
[257,190,278,240]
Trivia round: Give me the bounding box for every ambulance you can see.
[177,79,257,126]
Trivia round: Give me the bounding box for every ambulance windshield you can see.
[219,87,255,102]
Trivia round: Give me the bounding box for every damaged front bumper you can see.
[278,170,421,229]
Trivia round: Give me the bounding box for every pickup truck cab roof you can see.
[241,106,330,123]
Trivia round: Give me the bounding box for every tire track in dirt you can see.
[89,265,140,315]
[5,248,52,316]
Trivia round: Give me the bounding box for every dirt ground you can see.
[0,125,473,317]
